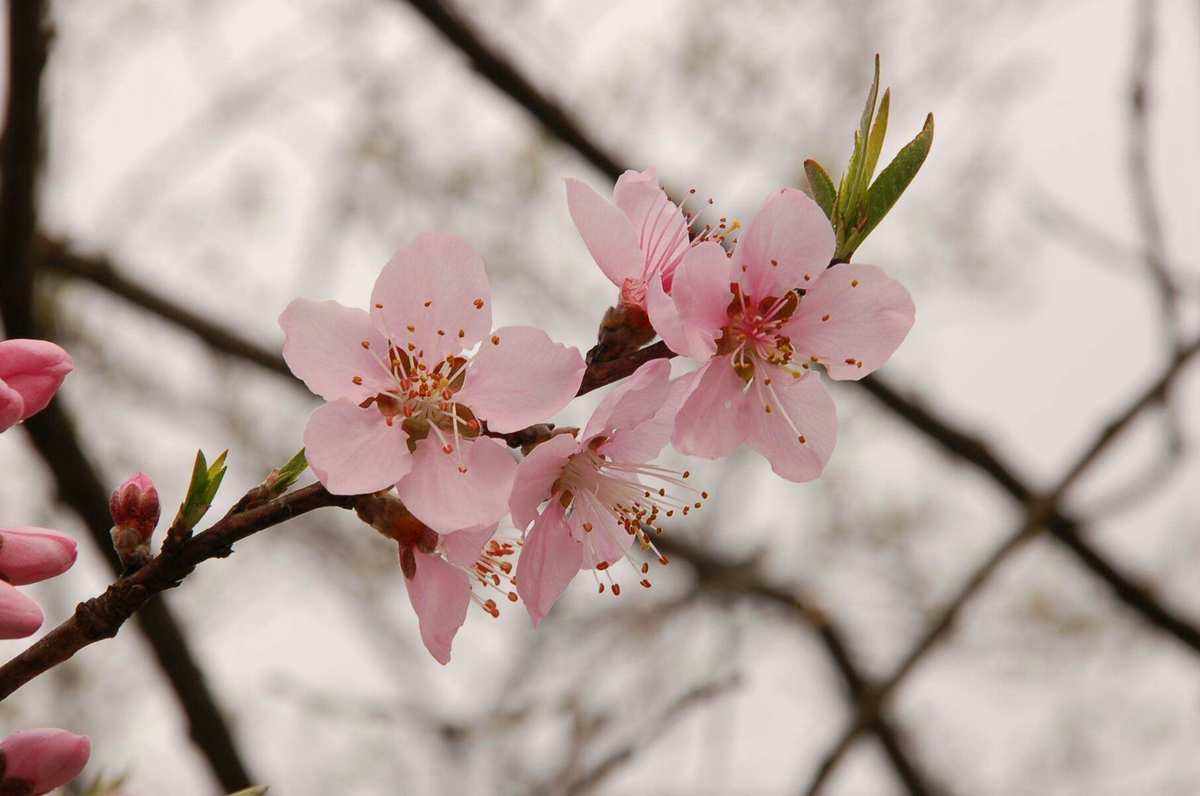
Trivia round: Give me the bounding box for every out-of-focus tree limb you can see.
[395,0,623,182]
[554,674,741,796]
[803,334,1200,794]
[38,238,294,379]
[1127,0,1181,349]
[0,4,256,791]
[657,537,947,796]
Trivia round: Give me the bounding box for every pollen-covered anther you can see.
[473,298,485,309]
[490,335,500,345]
[352,376,363,385]
[851,279,860,287]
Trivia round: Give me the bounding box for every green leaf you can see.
[227,788,269,796]
[861,87,890,192]
[858,54,881,150]
[841,112,934,258]
[804,159,837,220]
[176,449,230,529]
[842,55,882,220]
[834,129,864,237]
[268,448,308,496]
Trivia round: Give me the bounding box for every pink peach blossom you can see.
[404,523,517,664]
[109,472,160,541]
[0,339,73,433]
[566,169,695,308]
[0,729,91,795]
[0,580,43,639]
[648,188,914,481]
[0,527,78,586]
[510,359,702,625]
[281,232,586,532]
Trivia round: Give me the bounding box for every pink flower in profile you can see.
[281,232,586,532]
[510,359,704,626]
[648,188,915,482]
[403,523,517,665]
[0,729,91,795]
[355,495,516,664]
[566,169,695,309]
[0,339,73,433]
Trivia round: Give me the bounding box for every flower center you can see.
[716,285,800,381]
[554,441,708,594]
[357,340,482,472]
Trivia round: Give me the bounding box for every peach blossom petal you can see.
[515,501,581,627]
[458,326,584,434]
[784,263,915,380]
[734,188,834,301]
[509,434,577,531]
[744,366,837,482]
[279,299,391,403]
[304,399,412,495]
[672,358,750,459]
[397,437,516,534]
[406,551,470,664]
[370,232,493,365]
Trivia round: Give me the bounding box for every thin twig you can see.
[0,484,356,699]
[1127,0,1181,349]
[802,336,1200,794]
[395,0,623,181]
[658,537,945,796]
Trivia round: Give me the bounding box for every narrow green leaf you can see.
[861,87,890,191]
[858,54,881,147]
[841,113,934,258]
[207,449,229,482]
[188,450,209,499]
[267,448,308,496]
[227,788,269,796]
[835,129,864,236]
[177,449,230,529]
[804,159,837,220]
[199,450,229,510]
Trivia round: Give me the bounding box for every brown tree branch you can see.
[0,5,256,789]
[0,484,356,700]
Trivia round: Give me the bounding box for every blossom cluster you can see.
[281,169,915,664]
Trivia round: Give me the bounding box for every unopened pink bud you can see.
[0,729,91,795]
[109,472,160,541]
[0,527,77,586]
[0,581,43,640]
[0,339,73,433]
